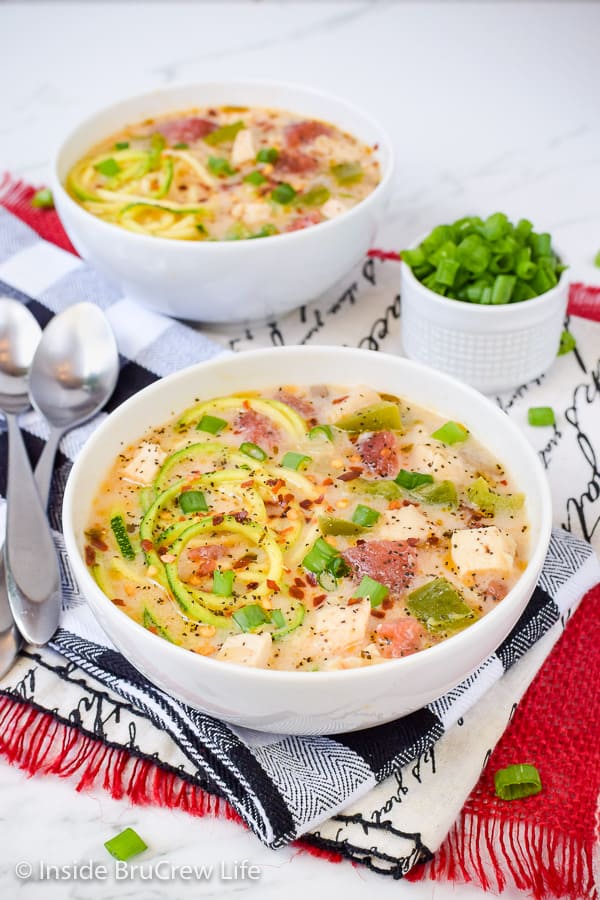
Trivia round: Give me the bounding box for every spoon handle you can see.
[0,550,21,677]
[5,412,61,644]
[34,426,64,509]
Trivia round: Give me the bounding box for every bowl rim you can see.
[62,346,553,686]
[50,78,395,251]
[400,228,568,317]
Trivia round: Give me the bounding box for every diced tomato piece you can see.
[376,618,423,658]
[358,430,399,477]
[343,540,417,594]
[158,117,216,144]
[284,120,333,148]
[234,408,281,451]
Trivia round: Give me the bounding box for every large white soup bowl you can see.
[51,81,393,323]
[62,347,552,735]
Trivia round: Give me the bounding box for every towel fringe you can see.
[406,810,595,899]
[0,694,342,864]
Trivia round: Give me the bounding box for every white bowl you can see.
[62,347,552,735]
[50,81,393,324]
[401,242,569,395]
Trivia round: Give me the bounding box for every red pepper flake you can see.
[84,545,96,566]
[299,499,313,510]
[337,468,363,482]
[500,479,508,486]
[267,579,280,591]
[241,479,255,488]
[321,478,333,487]
[112,598,126,607]
[402,499,417,507]
[382,598,393,610]
[246,581,259,590]
[157,545,167,558]
[141,539,154,553]
[212,514,225,526]
[313,594,326,607]
[284,493,294,504]
[314,493,325,504]
[332,395,349,405]
[294,576,306,587]
[289,585,305,600]
[243,399,251,410]
[347,597,362,606]
[305,571,318,586]
[233,510,249,523]
[372,609,386,619]
[233,554,254,569]
[86,532,109,552]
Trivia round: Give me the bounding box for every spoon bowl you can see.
[29,302,119,430]
[29,302,119,505]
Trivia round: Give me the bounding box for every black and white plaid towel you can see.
[1,207,599,874]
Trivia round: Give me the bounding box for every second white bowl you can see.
[51,81,393,324]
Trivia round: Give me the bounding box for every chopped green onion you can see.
[110,514,135,560]
[148,133,165,170]
[179,490,208,514]
[308,424,333,441]
[196,414,227,435]
[257,147,279,164]
[114,141,130,150]
[319,515,363,536]
[395,469,434,490]
[595,250,600,268]
[528,406,555,427]
[302,537,339,574]
[317,570,338,591]
[299,185,330,207]
[232,603,268,631]
[207,156,235,177]
[494,764,542,800]
[173,141,189,149]
[331,162,363,184]
[351,504,380,527]
[204,120,245,146]
[95,158,121,177]
[281,451,311,471]
[243,170,267,186]
[31,188,54,209]
[407,578,474,632]
[336,401,403,432]
[213,568,235,597]
[271,182,297,205]
[271,602,306,638]
[104,828,147,861]
[352,575,389,608]
[270,608,286,629]
[402,214,565,303]
[240,441,268,461]
[558,330,576,356]
[329,555,351,579]
[431,421,469,445]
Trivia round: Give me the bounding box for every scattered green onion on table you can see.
[401,213,566,303]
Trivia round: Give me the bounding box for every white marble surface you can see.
[1,1,600,897]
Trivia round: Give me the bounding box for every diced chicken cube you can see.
[217,632,272,668]
[122,442,166,485]
[242,202,271,226]
[322,198,348,220]
[376,505,433,542]
[451,526,516,577]
[332,386,382,422]
[231,128,256,166]
[410,443,470,484]
[308,599,371,658]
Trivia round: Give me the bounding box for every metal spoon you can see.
[29,302,119,508]
[0,298,60,653]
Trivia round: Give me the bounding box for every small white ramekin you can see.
[400,246,569,395]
